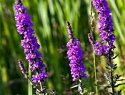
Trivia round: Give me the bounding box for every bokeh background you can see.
[0,0,125,95]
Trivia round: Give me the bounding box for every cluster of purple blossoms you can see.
[66,21,87,81]
[14,0,48,83]
[88,0,116,56]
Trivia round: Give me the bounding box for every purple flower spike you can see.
[88,0,116,56]
[14,0,48,83]
[66,21,87,81]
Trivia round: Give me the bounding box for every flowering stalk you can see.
[66,21,87,81]
[89,0,99,94]
[66,21,87,94]
[88,0,123,94]
[88,0,116,56]
[18,59,42,93]
[14,0,48,94]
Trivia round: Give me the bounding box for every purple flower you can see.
[88,0,116,56]
[32,72,48,83]
[14,0,48,83]
[93,41,103,56]
[66,21,87,81]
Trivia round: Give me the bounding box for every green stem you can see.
[107,54,115,95]
[110,70,115,95]
[28,64,32,95]
[93,53,98,95]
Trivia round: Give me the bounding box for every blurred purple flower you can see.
[14,0,48,82]
[88,0,116,56]
[66,21,87,81]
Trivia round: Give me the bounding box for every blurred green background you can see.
[0,0,125,95]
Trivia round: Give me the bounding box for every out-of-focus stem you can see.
[107,56,115,94]
[89,0,98,94]
[93,53,98,95]
[39,81,45,95]
[28,64,32,95]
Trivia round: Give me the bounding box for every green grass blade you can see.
[109,0,121,18]
[112,12,125,45]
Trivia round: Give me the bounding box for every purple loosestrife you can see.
[66,21,87,81]
[14,0,48,83]
[88,0,116,56]
[88,1,121,94]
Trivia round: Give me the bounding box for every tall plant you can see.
[88,0,124,94]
